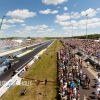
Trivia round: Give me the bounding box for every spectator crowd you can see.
[57,42,99,100]
[62,39,100,60]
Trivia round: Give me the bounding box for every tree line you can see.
[73,34,100,39]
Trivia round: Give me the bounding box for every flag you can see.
[0,16,5,30]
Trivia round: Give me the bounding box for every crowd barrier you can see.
[0,39,55,97]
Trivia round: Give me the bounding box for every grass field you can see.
[0,39,64,100]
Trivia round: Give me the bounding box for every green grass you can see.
[0,39,64,100]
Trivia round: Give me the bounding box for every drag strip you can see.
[0,40,54,82]
[0,41,48,61]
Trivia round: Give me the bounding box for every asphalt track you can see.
[78,64,96,99]
[0,41,49,60]
[0,40,53,82]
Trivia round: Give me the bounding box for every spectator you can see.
[77,79,80,90]
[86,61,90,68]
[97,91,100,100]
[98,70,100,78]
[25,64,29,71]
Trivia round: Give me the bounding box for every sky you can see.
[0,0,100,38]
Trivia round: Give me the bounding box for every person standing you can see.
[98,70,100,78]
[86,61,90,68]
[77,79,80,90]
[25,64,29,71]
[97,91,100,100]
[87,77,90,89]
[12,68,17,76]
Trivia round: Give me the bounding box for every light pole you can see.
[72,25,73,39]
[6,34,7,40]
[86,14,88,40]
[67,29,68,39]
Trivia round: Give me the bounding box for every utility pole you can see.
[72,25,73,39]
[86,14,88,40]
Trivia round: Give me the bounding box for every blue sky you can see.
[0,0,100,38]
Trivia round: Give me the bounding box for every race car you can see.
[0,58,22,75]
[0,65,8,75]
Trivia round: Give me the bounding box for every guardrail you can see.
[0,39,55,98]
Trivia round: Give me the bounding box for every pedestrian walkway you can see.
[75,55,98,79]
[75,54,97,99]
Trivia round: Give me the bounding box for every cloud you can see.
[51,10,58,14]
[55,12,80,24]
[42,0,68,5]
[21,24,26,26]
[57,7,60,8]
[45,28,54,33]
[74,3,77,7]
[24,24,48,32]
[96,8,100,11]
[55,13,70,21]
[70,12,80,19]
[7,18,24,23]
[57,16,100,30]
[2,24,15,30]
[76,18,100,29]
[0,18,7,23]
[39,24,48,28]
[39,9,50,14]
[24,26,38,32]
[39,9,58,14]
[38,28,54,33]
[59,21,70,26]
[6,9,36,19]
[81,8,97,17]
[0,31,4,36]
[64,7,68,11]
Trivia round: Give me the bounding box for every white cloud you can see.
[71,12,80,19]
[0,31,4,36]
[45,28,54,33]
[39,9,51,14]
[81,8,97,17]
[51,10,58,14]
[57,7,60,8]
[59,21,70,26]
[24,24,48,32]
[71,20,77,24]
[57,17,100,30]
[39,24,48,28]
[38,28,54,33]
[0,18,7,23]
[42,0,68,5]
[96,8,100,11]
[88,18,100,23]
[7,18,24,23]
[6,9,36,19]
[39,9,58,14]
[38,28,44,31]
[74,3,77,7]
[2,24,15,30]
[76,18,100,29]
[24,26,38,32]
[55,13,70,21]
[21,24,26,26]
[64,7,68,11]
